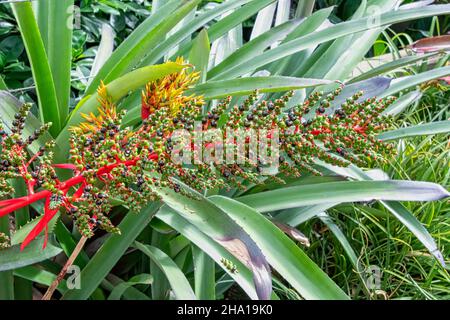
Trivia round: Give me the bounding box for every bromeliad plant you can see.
[0,66,396,250]
[1,0,450,301]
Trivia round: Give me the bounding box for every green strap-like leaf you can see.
[189,76,334,99]
[156,206,276,300]
[216,4,450,79]
[210,196,349,300]
[84,0,181,94]
[0,236,62,272]
[86,0,201,94]
[11,2,60,136]
[149,180,272,300]
[238,180,450,212]
[140,0,256,67]
[47,0,74,123]
[380,66,450,98]
[134,242,196,300]
[378,121,450,141]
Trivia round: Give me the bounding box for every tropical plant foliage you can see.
[0,0,449,300]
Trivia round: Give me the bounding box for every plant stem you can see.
[42,235,87,300]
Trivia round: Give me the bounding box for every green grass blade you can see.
[11,2,61,136]
[134,242,196,300]
[210,196,349,300]
[238,180,450,212]
[61,203,160,300]
[378,121,450,141]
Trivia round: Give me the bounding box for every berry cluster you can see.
[0,65,396,249]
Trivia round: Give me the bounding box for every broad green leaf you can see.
[14,266,67,294]
[314,162,447,266]
[89,24,115,83]
[134,242,196,300]
[301,0,368,81]
[378,121,450,141]
[250,3,277,40]
[276,203,337,226]
[33,0,49,51]
[295,0,316,18]
[216,4,450,79]
[0,236,62,272]
[238,180,450,212]
[210,196,349,300]
[149,181,272,300]
[11,2,60,136]
[62,203,160,300]
[271,7,334,78]
[156,206,275,300]
[189,76,334,99]
[175,0,277,59]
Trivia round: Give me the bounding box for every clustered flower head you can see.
[0,62,397,250]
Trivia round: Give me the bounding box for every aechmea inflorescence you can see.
[0,63,396,250]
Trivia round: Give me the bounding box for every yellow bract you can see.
[71,58,204,134]
[141,57,204,117]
